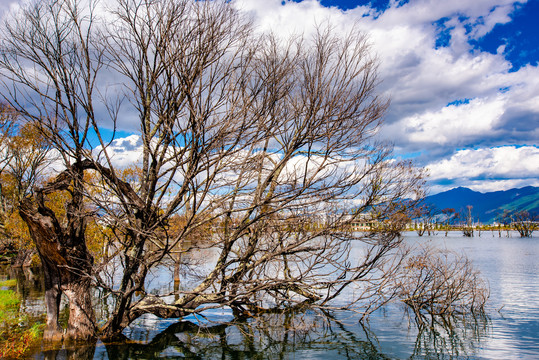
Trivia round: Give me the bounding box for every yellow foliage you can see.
[85,220,113,261]
[42,188,70,224]
[3,212,32,250]
[120,166,143,188]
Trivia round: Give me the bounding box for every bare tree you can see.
[441,207,458,236]
[413,202,438,236]
[0,0,425,342]
[510,210,538,238]
[396,246,489,322]
[461,205,474,237]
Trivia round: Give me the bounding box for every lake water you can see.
[2,231,538,359]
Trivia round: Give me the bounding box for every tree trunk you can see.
[42,260,63,342]
[64,280,98,341]
[18,197,97,342]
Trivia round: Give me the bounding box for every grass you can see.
[0,285,44,359]
[0,289,19,309]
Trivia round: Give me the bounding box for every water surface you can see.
[2,231,537,359]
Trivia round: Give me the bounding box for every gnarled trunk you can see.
[18,196,97,342]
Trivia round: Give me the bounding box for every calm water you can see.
[2,231,538,359]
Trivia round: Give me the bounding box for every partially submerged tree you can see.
[396,246,489,322]
[461,205,474,237]
[0,0,425,342]
[413,202,438,236]
[440,207,458,236]
[509,210,538,238]
[0,0,102,340]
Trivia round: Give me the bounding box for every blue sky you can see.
[0,0,537,194]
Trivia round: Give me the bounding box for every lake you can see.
[2,231,538,359]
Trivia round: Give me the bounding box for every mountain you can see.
[424,186,539,223]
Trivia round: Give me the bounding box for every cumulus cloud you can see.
[427,145,538,179]
[97,135,143,168]
[233,0,538,141]
[386,96,507,146]
[425,145,539,192]
[0,0,20,16]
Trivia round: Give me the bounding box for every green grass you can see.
[0,289,43,359]
[0,289,20,309]
[0,289,21,332]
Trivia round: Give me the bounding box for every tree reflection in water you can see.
[3,266,490,359]
[101,310,390,360]
[410,310,491,359]
[36,308,490,359]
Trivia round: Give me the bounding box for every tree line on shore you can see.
[410,203,537,238]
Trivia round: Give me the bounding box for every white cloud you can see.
[233,0,349,37]
[392,96,507,145]
[97,135,142,168]
[233,0,536,137]
[466,178,539,193]
[469,3,515,38]
[190,0,539,192]
[426,145,539,180]
[364,5,516,123]
[430,178,539,194]
[0,0,21,16]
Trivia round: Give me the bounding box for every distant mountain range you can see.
[424,186,539,224]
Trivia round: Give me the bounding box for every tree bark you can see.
[42,261,62,342]
[18,196,97,342]
[64,280,97,342]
